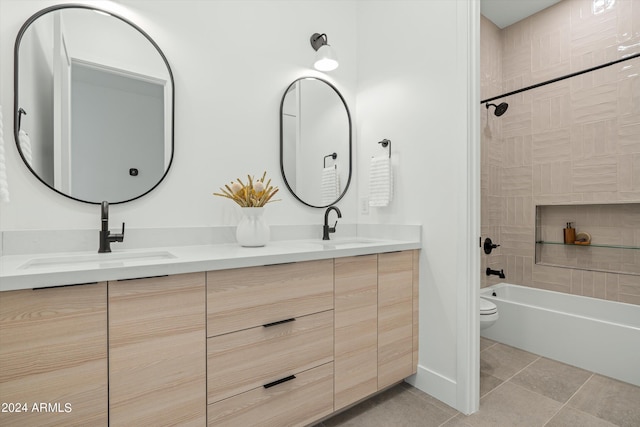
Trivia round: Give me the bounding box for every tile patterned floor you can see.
[316,338,640,427]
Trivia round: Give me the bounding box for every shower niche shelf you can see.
[535,241,640,250]
[535,203,640,276]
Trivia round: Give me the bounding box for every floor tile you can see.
[545,407,617,427]
[461,382,561,427]
[479,371,502,397]
[318,356,640,427]
[320,399,376,427]
[511,357,592,403]
[480,343,539,381]
[323,384,454,427]
[480,337,496,352]
[567,375,640,427]
[441,414,474,427]
[401,382,459,418]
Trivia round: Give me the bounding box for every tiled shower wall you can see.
[480,0,640,305]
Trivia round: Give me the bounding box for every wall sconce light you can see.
[310,33,339,72]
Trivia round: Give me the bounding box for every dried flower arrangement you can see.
[214,171,279,207]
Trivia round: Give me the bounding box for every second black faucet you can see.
[322,206,342,240]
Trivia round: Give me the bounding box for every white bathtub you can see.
[480,283,640,387]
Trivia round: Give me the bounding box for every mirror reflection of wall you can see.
[280,77,351,208]
[18,11,55,184]
[282,83,299,193]
[15,5,174,204]
[70,62,165,201]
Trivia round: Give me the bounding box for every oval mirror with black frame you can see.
[280,77,352,208]
[14,4,174,204]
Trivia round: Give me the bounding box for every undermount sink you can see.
[19,250,176,270]
[319,238,377,248]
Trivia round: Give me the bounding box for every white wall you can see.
[0,0,479,413]
[355,0,480,413]
[62,8,169,81]
[0,0,358,229]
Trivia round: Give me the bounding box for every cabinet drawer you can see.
[207,362,334,427]
[207,310,333,403]
[206,259,334,337]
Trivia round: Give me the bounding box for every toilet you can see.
[480,297,498,330]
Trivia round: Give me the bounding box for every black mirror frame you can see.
[279,77,352,208]
[13,3,175,205]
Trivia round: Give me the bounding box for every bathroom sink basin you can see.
[19,250,176,270]
[319,238,378,248]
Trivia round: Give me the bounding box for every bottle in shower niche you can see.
[563,222,575,244]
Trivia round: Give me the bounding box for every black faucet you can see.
[99,201,125,253]
[322,206,342,240]
[486,267,505,279]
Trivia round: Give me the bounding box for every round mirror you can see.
[279,77,352,208]
[14,5,174,204]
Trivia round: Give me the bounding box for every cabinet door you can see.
[378,251,414,389]
[334,255,378,410]
[0,283,108,427]
[108,273,206,426]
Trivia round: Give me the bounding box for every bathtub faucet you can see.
[486,267,505,279]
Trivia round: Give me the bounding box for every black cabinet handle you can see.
[262,318,295,328]
[263,375,296,389]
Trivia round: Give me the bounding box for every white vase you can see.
[236,207,270,247]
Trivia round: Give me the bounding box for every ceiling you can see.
[481,0,563,29]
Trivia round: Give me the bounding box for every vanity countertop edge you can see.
[0,237,421,292]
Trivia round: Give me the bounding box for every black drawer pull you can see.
[33,281,98,290]
[263,375,296,389]
[262,318,295,328]
[118,275,169,281]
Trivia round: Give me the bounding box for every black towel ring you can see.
[323,152,337,168]
[18,108,27,131]
[378,139,391,158]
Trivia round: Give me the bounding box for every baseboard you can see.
[405,364,457,410]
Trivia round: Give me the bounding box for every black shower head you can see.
[486,102,509,117]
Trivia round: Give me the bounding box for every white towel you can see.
[369,155,393,207]
[321,165,340,205]
[18,129,32,167]
[0,105,9,202]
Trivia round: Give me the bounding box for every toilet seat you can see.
[480,297,498,330]
[480,297,497,315]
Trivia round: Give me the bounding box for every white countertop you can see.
[0,236,421,292]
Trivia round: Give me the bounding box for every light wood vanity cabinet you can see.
[207,310,334,403]
[1,249,418,426]
[378,251,416,389]
[334,250,419,410]
[334,254,379,410]
[108,273,206,426]
[206,260,335,427]
[206,259,334,336]
[207,362,334,426]
[0,283,108,427]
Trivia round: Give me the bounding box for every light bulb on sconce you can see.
[310,33,339,72]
